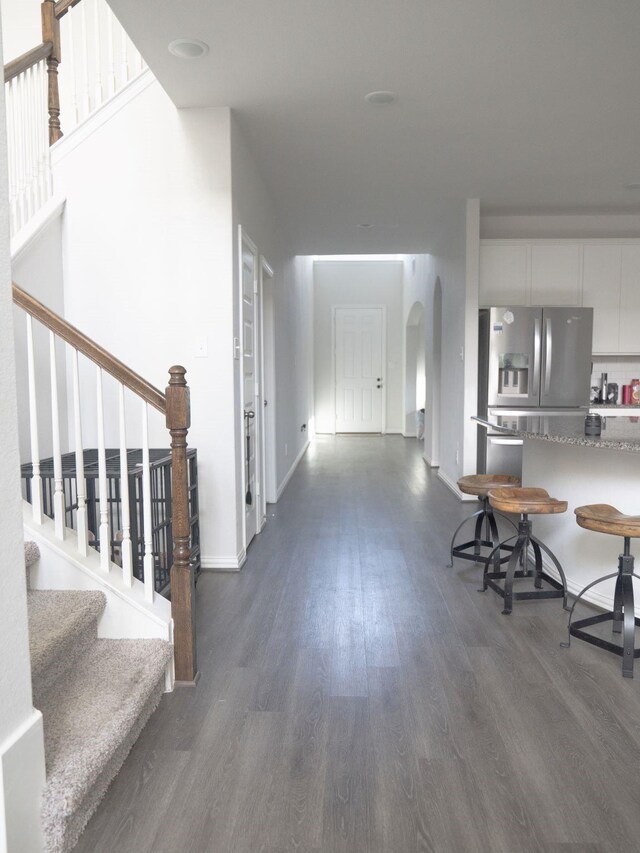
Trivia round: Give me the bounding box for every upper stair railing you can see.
[4,0,147,238]
[13,282,197,684]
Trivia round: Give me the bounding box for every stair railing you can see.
[13,282,197,684]
[3,0,147,237]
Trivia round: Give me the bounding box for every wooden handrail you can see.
[54,0,83,19]
[12,282,166,413]
[4,42,53,83]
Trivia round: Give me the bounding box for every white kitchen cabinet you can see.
[582,244,621,354]
[530,244,581,305]
[479,244,527,306]
[619,245,640,354]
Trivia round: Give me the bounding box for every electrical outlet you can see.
[301,424,307,432]
[459,346,464,361]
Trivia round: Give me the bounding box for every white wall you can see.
[313,259,403,434]
[422,202,475,491]
[401,255,429,437]
[230,115,311,510]
[0,14,46,849]
[53,79,239,566]
[0,0,40,63]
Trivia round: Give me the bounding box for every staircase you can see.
[26,542,171,853]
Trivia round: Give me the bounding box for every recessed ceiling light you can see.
[168,38,209,59]
[357,223,374,228]
[364,91,397,105]
[624,181,640,190]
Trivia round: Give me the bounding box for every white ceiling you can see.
[108,0,640,254]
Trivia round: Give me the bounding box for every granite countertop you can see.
[474,413,640,454]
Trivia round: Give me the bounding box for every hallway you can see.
[76,436,640,853]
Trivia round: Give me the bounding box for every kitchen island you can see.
[474,413,640,615]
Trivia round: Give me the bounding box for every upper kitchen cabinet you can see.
[530,244,581,305]
[479,244,527,306]
[619,245,640,354]
[582,244,622,354]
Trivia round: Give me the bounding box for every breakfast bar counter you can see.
[474,413,640,614]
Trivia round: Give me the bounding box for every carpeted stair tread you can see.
[28,590,106,705]
[25,540,40,569]
[41,637,171,853]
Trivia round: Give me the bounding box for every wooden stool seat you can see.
[457,474,521,498]
[488,487,567,516]
[575,504,640,538]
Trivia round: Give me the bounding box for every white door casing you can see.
[334,306,385,433]
[240,230,260,547]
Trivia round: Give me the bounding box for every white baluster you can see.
[118,384,133,586]
[72,350,89,556]
[96,366,110,571]
[66,12,79,127]
[38,61,51,204]
[15,74,26,232]
[106,3,117,98]
[6,79,17,233]
[120,26,129,85]
[141,401,154,602]
[80,1,91,118]
[49,333,65,539]
[91,0,103,109]
[28,64,39,215]
[26,315,43,524]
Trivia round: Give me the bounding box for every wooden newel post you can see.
[41,0,62,145]
[166,365,198,685]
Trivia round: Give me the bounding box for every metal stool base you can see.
[481,517,568,615]
[562,540,640,678]
[448,498,517,568]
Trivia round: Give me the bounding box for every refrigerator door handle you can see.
[544,318,552,394]
[532,316,541,399]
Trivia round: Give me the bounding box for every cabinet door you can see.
[582,244,621,353]
[479,244,527,306]
[619,245,640,354]
[530,244,581,305]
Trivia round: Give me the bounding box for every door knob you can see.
[244,410,255,419]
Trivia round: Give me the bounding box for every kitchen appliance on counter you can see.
[478,306,594,478]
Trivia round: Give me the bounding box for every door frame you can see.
[331,304,387,435]
[259,255,276,513]
[238,227,263,551]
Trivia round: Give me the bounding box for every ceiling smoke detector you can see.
[624,181,640,190]
[168,38,209,59]
[357,223,374,229]
[364,91,397,105]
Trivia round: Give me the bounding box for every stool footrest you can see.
[569,612,640,660]
[452,539,515,566]
[484,570,565,602]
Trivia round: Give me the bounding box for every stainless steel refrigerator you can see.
[477,306,593,478]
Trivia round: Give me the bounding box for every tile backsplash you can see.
[591,356,640,402]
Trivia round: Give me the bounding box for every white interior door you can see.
[335,307,384,433]
[241,234,259,546]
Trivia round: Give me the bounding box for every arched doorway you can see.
[425,278,442,465]
[404,301,426,436]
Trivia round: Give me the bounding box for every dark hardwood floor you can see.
[75,435,640,853]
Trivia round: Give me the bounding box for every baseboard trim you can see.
[0,709,46,853]
[200,549,246,572]
[424,454,439,468]
[276,440,310,500]
[437,469,477,502]
[11,195,66,263]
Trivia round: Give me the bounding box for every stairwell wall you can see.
[0,17,46,850]
[53,79,242,566]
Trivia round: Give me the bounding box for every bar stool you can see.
[448,474,520,569]
[562,504,640,678]
[481,487,569,615]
